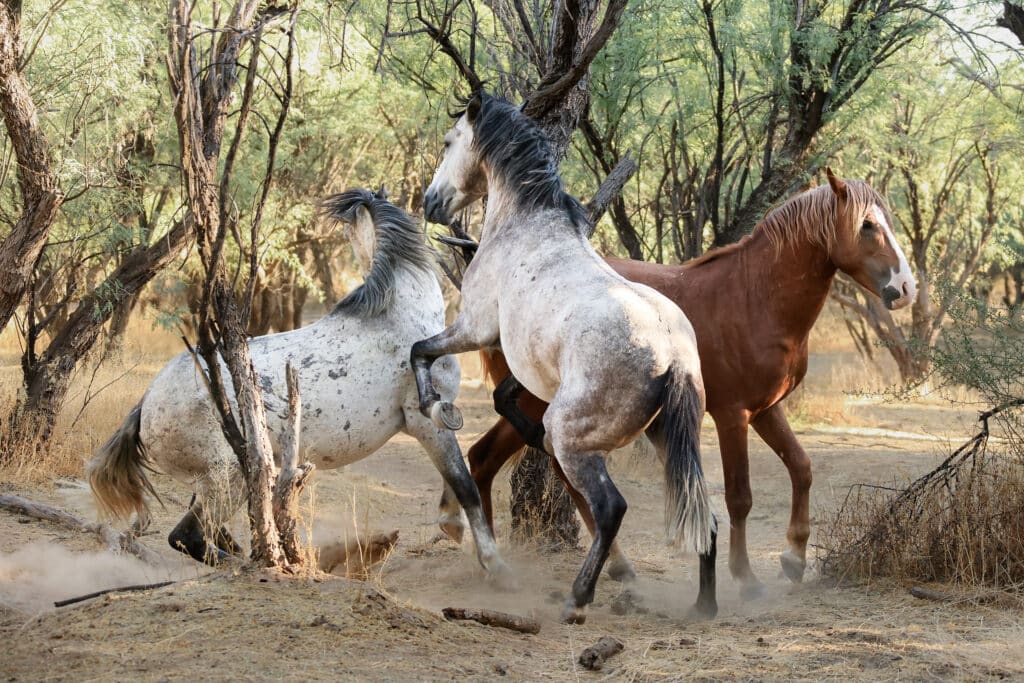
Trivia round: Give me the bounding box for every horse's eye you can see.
[861,220,875,232]
[443,140,451,150]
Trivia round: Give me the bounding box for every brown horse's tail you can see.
[662,369,714,554]
[478,349,510,387]
[86,402,159,524]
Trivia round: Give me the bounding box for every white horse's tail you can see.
[662,369,714,554]
[86,402,159,523]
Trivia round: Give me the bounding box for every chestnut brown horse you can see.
[444,171,917,599]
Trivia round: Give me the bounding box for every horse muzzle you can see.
[423,189,452,225]
[882,279,916,310]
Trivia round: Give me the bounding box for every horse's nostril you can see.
[901,282,910,296]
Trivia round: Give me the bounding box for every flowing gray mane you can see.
[322,188,434,318]
[460,93,590,229]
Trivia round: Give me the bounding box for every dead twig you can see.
[54,581,175,608]
[441,607,540,634]
[273,361,315,565]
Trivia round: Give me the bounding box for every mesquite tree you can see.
[167,0,310,568]
[0,2,195,457]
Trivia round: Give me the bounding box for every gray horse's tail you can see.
[86,402,159,523]
[662,369,714,554]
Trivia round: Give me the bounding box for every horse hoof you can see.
[606,558,637,583]
[430,401,464,430]
[438,518,464,544]
[488,566,520,593]
[740,581,767,601]
[560,603,587,625]
[780,550,806,583]
[687,599,718,620]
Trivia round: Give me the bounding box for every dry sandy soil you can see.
[1,348,1022,681]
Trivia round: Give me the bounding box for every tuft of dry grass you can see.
[819,407,1024,598]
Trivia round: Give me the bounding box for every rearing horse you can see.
[449,171,917,598]
[411,93,717,624]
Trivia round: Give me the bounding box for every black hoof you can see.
[688,599,718,620]
[560,603,587,625]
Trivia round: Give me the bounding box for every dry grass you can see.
[819,409,1024,600]
[0,316,182,484]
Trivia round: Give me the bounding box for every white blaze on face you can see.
[872,205,917,309]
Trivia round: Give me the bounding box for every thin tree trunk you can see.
[0,2,64,332]
[4,218,195,456]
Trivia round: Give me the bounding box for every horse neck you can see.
[479,172,578,246]
[739,227,837,341]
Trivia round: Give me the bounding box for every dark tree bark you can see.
[713,1,932,246]
[998,1,1024,46]
[0,1,64,332]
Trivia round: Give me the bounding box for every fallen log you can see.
[441,607,541,635]
[54,581,175,608]
[0,493,160,564]
[578,636,624,671]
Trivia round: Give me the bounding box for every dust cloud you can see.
[0,542,185,614]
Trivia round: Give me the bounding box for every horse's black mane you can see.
[457,93,590,230]
[321,188,434,318]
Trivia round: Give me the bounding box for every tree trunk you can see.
[0,2,64,332]
[509,448,580,549]
[3,219,195,458]
[103,289,142,362]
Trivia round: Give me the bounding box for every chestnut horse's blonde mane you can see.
[686,180,887,269]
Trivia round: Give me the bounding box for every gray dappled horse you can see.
[411,93,718,624]
[88,188,511,585]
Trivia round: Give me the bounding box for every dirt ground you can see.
[2,347,1022,681]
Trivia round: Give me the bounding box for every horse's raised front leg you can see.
[714,412,764,600]
[411,320,494,431]
[466,417,525,531]
[751,403,812,583]
[492,374,548,451]
[407,414,516,590]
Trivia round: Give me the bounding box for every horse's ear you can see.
[826,167,848,200]
[376,183,388,201]
[466,91,482,122]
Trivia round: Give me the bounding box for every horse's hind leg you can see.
[407,415,515,589]
[751,403,811,583]
[548,455,635,583]
[168,500,231,566]
[551,449,626,625]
